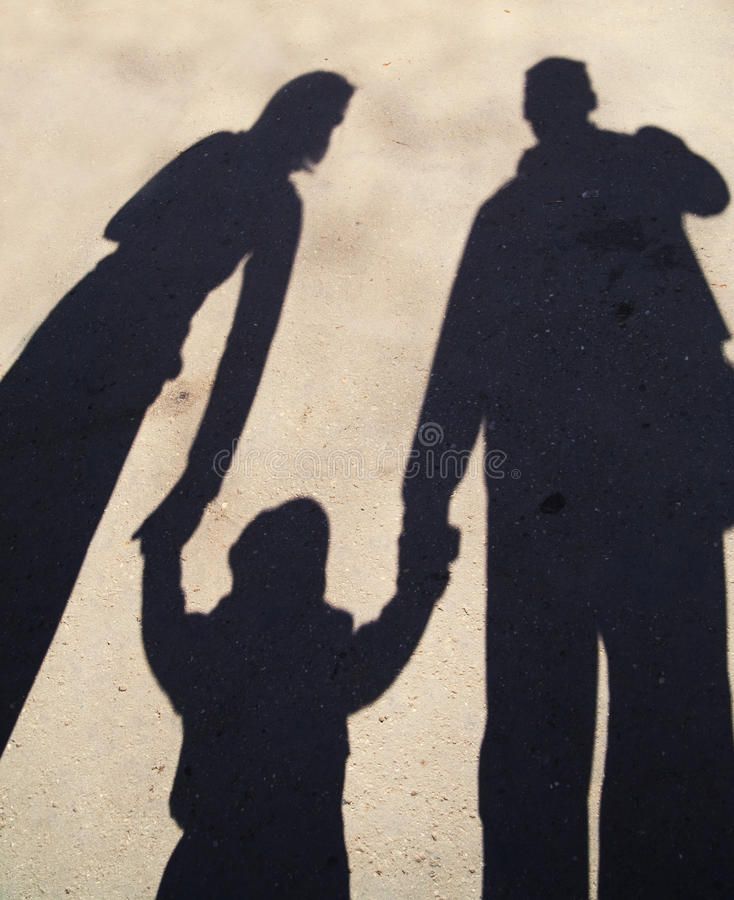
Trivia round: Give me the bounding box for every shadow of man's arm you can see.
[636,126,730,216]
[335,208,503,713]
[400,206,493,569]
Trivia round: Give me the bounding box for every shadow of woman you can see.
[401,58,734,897]
[0,72,354,754]
[140,498,452,898]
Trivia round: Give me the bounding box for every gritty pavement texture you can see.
[1,2,733,898]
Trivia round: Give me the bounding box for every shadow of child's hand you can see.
[397,524,460,597]
[133,490,200,557]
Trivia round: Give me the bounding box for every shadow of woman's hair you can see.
[250,71,355,171]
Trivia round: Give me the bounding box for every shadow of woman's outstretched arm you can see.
[138,196,302,549]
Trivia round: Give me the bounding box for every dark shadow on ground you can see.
[139,497,450,898]
[0,72,353,754]
[401,57,734,898]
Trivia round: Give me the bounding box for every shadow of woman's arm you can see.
[138,192,302,548]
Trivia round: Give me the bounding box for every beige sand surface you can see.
[1,2,733,897]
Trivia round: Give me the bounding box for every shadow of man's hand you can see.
[397,523,460,597]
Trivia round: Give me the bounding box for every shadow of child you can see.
[139,497,456,898]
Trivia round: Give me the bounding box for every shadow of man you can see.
[400,57,734,897]
[0,72,353,755]
[140,498,451,898]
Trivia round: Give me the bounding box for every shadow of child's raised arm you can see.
[339,526,460,714]
[138,533,192,707]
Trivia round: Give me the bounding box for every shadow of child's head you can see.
[225,498,330,623]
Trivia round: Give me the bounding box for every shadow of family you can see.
[2,59,734,897]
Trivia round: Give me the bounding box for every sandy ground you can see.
[1,2,733,897]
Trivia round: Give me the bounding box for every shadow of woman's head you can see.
[524,57,597,141]
[250,71,355,173]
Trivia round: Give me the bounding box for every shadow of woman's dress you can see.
[0,87,315,751]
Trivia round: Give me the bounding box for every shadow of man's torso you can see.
[472,125,733,536]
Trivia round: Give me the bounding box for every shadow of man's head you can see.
[524,57,597,141]
[250,71,355,173]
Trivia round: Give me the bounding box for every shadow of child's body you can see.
[141,499,453,898]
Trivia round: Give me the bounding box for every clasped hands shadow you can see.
[3,59,734,898]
